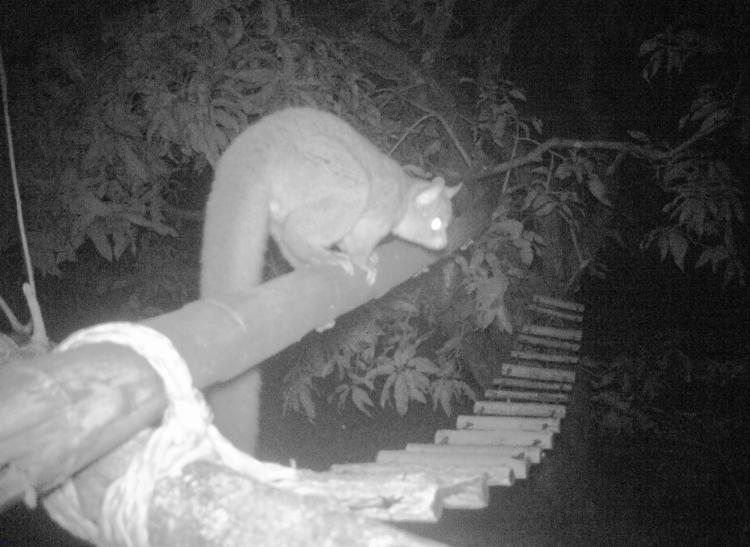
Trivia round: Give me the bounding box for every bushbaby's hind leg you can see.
[272,214,356,275]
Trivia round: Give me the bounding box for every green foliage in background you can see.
[3,1,746,420]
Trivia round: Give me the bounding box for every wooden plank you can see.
[485,389,569,404]
[435,428,555,449]
[521,325,582,341]
[528,304,583,323]
[473,400,567,418]
[517,334,581,352]
[499,363,576,384]
[511,350,579,364]
[456,415,560,433]
[493,376,573,393]
[405,443,543,465]
[532,295,585,313]
[377,450,529,480]
[328,462,490,512]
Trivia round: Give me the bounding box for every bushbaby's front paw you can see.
[363,267,377,285]
[330,251,378,284]
[360,252,378,285]
[327,252,355,276]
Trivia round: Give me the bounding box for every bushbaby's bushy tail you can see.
[200,144,270,455]
[200,146,270,297]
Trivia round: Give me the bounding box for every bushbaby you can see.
[201,107,460,454]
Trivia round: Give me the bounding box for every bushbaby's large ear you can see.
[415,177,446,205]
[445,182,462,199]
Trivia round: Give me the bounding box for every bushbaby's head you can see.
[394,177,460,250]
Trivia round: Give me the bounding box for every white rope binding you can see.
[42,322,296,547]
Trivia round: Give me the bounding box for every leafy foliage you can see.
[283,296,474,421]
[471,78,619,292]
[7,2,746,424]
[586,331,748,435]
[637,29,746,285]
[10,0,376,276]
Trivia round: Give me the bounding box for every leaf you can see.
[423,138,443,158]
[732,200,745,223]
[492,115,507,143]
[393,374,409,415]
[521,188,538,211]
[351,386,374,417]
[534,199,556,217]
[296,384,317,421]
[389,299,420,314]
[644,51,663,82]
[403,372,427,405]
[380,372,396,407]
[111,225,133,260]
[531,117,543,135]
[300,398,315,422]
[494,218,523,239]
[519,242,534,266]
[438,335,462,355]
[678,112,689,131]
[554,161,574,180]
[495,303,514,334]
[121,212,177,237]
[88,223,112,261]
[690,100,719,123]
[411,368,432,393]
[477,274,509,308]
[530,231,546,245]
[104,102,141,138]
[352,371,376,391]
[627,130,650,143]
[683,198,706,234]
[509,88,527,101]
[333,385,351,412]
[432,383,452,415]
[369,359,396,378]
[639,37,659,56]
[232,68,278,85]
[657,231,670,261]
[81,191,111,217]
[586,173,612,207]
[460,381,477,401]
[662,194,681,216]
[695,247,713,269]
[668,230,688,271]
[147,109,178,143]
[393,343,416,367]
[212,108,241,134]
[455,255,470,275]
[699,108,729,133]
[411,357,439,375]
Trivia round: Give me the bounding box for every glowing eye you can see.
[430,218,443,231]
